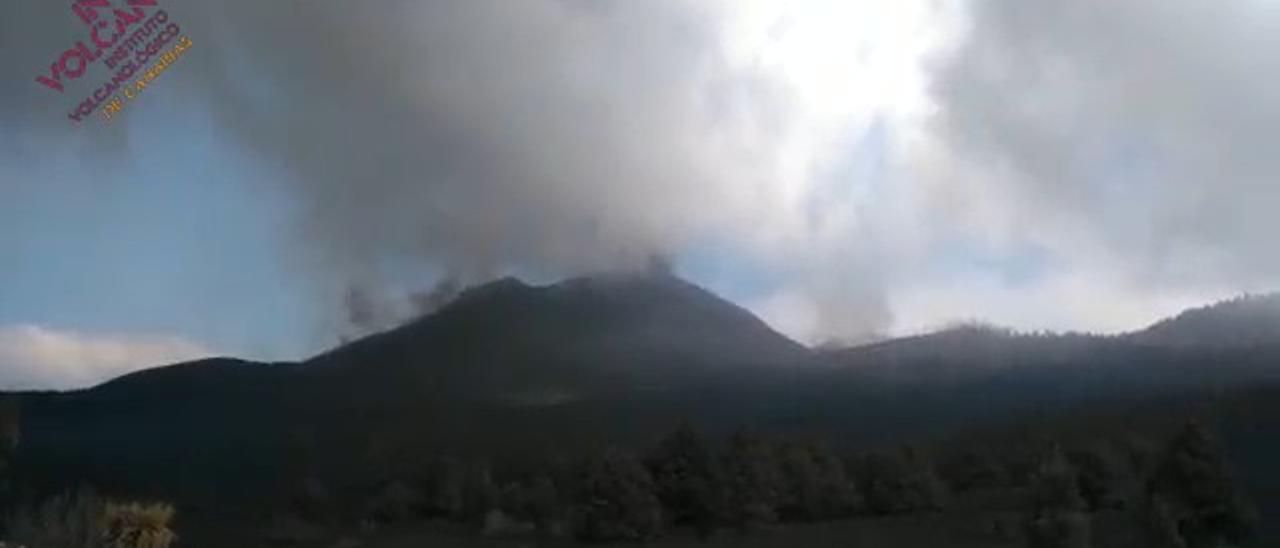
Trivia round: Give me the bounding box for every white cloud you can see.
[0,325,213,391]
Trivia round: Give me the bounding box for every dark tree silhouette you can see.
[0,398,17,504]
[525,474,563,536]
[426,457,465,518]
[778,441,859,521]
[721,431,786,530]
[1067,447,1120,512]
[645,422,723,535]
[1143,421,1254,548]
[941,448,1008,493]
[1025,443,1091,548]
[572,448,664,542]
[855,447,946,515]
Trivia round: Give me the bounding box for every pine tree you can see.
[573,448,664,541]
[1024,443,1091,548]
[1143,421,1254,548]
[0,398,18,501]
[721,431,785,530]
[645,422,723,534]
[857,447,946,515]
[778,442,859,521]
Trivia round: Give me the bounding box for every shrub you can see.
[101,502,176,548]
[5,490,177,548]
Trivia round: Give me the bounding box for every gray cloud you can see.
[176,1,780,274]
[166,0,897,342]
[929,0,1280,293]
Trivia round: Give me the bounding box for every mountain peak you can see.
[1133,292,1280,348]
[309,273,808,400]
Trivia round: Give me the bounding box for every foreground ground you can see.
[183,508,1160,548]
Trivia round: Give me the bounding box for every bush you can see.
[5,490,177,548]
[101,502,177,548]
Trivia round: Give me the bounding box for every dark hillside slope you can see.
[1131,293,1280,348]
[8,282,1280,521]
[10,273,808,501]
[305,273,809,403]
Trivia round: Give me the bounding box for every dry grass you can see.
[102,502,177,548]
[3,492,176,548]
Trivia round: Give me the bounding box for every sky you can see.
[2,0,1279,389]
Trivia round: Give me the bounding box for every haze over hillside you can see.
[2,272,1277,546]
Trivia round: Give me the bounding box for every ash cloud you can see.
[928,0,1280,293]
[179,1,782,275]
[165,0,897,342]
[11,0,1279,349]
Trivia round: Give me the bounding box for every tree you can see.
[572,448,663,542]
[941,448,1008,493]
[777,441,859,521]
[644,422,723,534]
[525,474,563,536]
[855,447,946,515]
[461,462,500,523]
[1025,443,1091,548]
[425,457,465,518]
[720,431,785,530]
[424,457,497,522]
[0,398,18,502]
[1067,447,1120,511]
[1142,421,1254,548]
